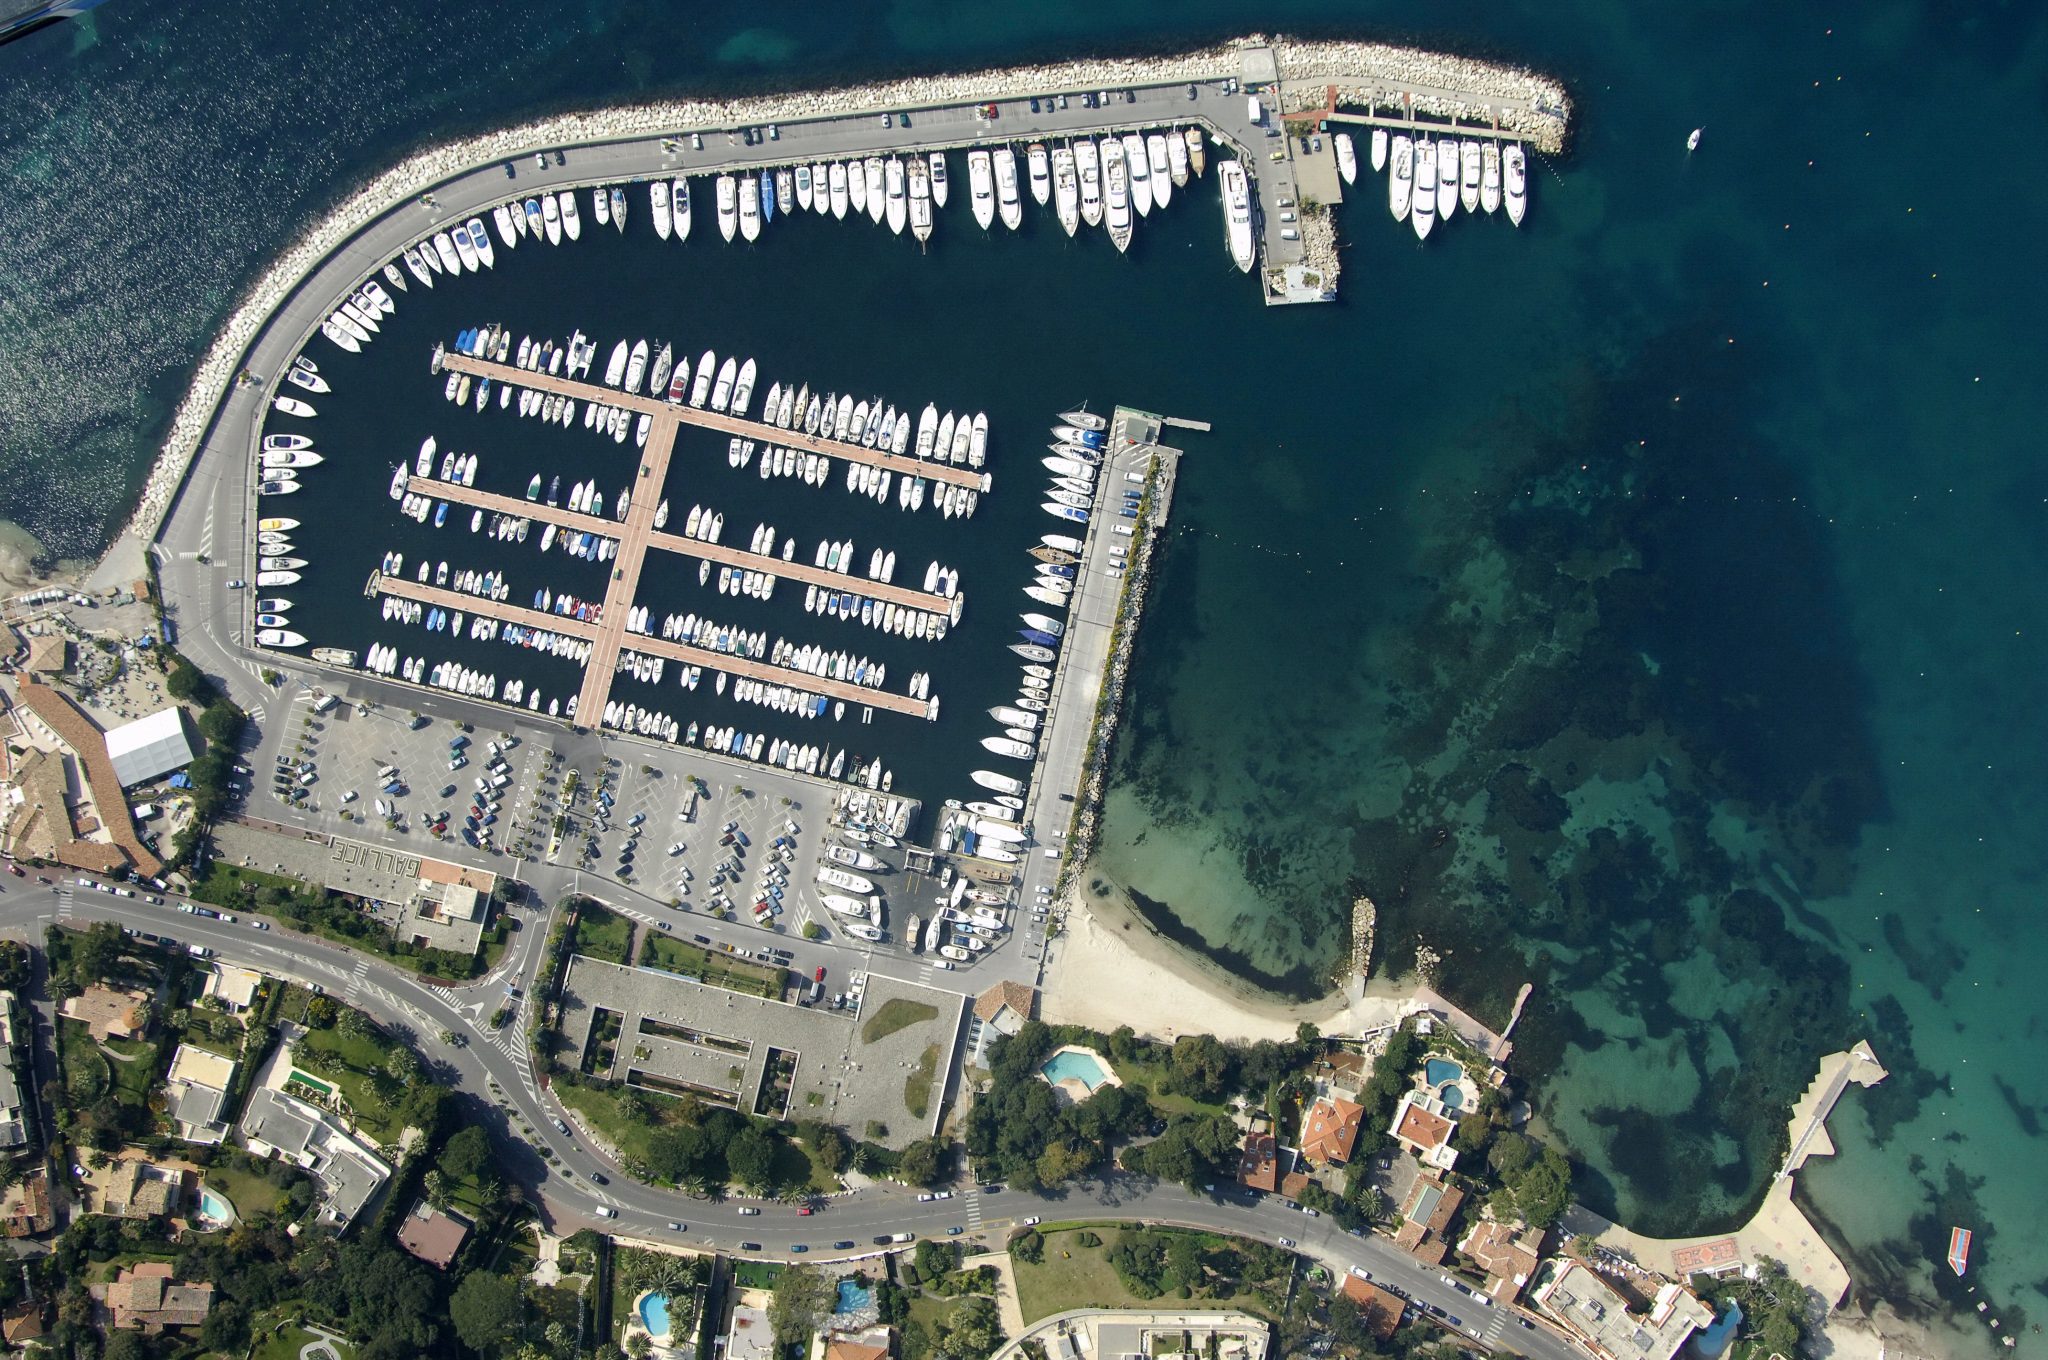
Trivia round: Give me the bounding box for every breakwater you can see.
[123,33,1566,572]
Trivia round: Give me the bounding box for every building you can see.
[8,680,163,876]
[1338,1273,1407,1339]
[823,1333,892,1360]
[974,981,1036,1037]
[22,634,66,675]
[96,1262,215,1333]
[0,1166,54,1237]
[0,992,27,1149]
[1532,1261,1714,1360]
[165,1044,238,1144]
[60,982,151,1041]
[203,963,264,1012]
[1236,1131,1310,1199]
[1387,1090,1460,1170]
[1310,1046,1370,1098]
[1393,1172,1466,1264]
[395,1199,472,1269]
[726,1301,775,1360]
[402,860,496,956]
[101,1160,184,1219]
[1460,1218,1547,1303]
[1298,1095,1365,1166]
[0,1300,46,1347]
[104,707,196,788]
[241,1086,391,1228]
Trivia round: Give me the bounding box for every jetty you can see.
[439,353,988,491]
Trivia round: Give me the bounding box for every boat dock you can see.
[438,353,988,491]
[369,571,932,720]
[399,475,959,614]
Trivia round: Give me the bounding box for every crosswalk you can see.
[198,505,215,561]
[54,884,75,921]
[962,1188,985,1230]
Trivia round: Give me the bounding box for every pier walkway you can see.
[401,474,958,613]
[372,571,929,719]
[440,353,988,491]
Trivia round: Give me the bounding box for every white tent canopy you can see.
[104,707,196,787]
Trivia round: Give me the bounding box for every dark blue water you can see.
[5,4,2043,1349]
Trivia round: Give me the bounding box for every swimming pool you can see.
[1424,1058,1464,1087]
[1039,1047,1114,1093]
[196,1189,236,1227]
[835,1279,874,1315]
[638,1292,671,1341]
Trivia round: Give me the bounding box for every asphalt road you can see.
[0,883,1585,1359]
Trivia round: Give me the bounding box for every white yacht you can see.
[885,156,908,235]
[967,150,996,230]
[1220,159,1255,273]
[673,179,692,240]
[1481,143,1502,214]
[993,146,1022,230]
[928,152,949,208]
[1147,133,1172,208]
[1335,132,1357,184]
[1026,142,1050,205]
[651,181,672,239]
[1122,132,1151,216]
[1103,139,1132,252]
[1413,139,1437,239]
[864,156,885,225]
[1076,138,1103,227]
[1504,143,1527,226]
[1371,127,1388,172]
[1461,140,1482,214]
[1389,134,1413,222]
[1051,144,1080,237]
[738,181,760,242]
[908,157,933,243]
[716,175,738,242]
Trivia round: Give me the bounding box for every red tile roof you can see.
[1339,1276,1407,1338]
[1237,1131,1281,1193]
[13,680,163,877]
[1300,1096,1366,1165]
[1394,1098,1454,1152]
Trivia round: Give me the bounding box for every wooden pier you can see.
[439,353,990,491]
[372,572,932,719]
[403,475,958,613]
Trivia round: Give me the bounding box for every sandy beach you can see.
[1040,881,1415,1043]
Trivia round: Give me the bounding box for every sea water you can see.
[2,3,2041,1348]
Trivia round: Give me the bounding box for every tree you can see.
[1167,1033,1235,1102]
[441,1125,493,1184]
[449,1271,524,1354]
[71,921,123,985]
[768,1264,832,1342]
[812,1126,851,1174]
[1011,1229,1044,1265]
[938,1295,1004,1360]
[726,1125,776,1190]
[1035,1140,1092,1186]
[103,1331,151,1360]
[337,1006,374,1041]
[896,1138,943,1187]
[1506,1145,1572,1229]
[625,1335,654,1359]
[386,1047,421,1085]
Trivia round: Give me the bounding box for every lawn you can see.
[572,903,635,966]
[59,1020,158,1110]
[905,1044,939,1120]
[200,1159,288,1220]
[862,998,939,1044]
[251,1323,354,1360]
[1011,1229,1271,1324]
[1110,1053,1234,1118]
[553,1080,674,1168]
[58,1020,111,1100]
[639,936,783,997]
[294,1025,403,1141]
[732,1260,784,1289]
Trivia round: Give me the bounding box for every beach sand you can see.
[1041,885,1415,1043]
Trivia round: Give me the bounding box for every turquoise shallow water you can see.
[3,2,2044,1348]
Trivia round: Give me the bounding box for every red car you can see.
[798,1206,813,1216]
[813,966,827,983]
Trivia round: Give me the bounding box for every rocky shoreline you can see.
[110,33,1567,574]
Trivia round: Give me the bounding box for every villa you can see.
[1236,1131,1309,1199]
[1338,1273,1406,1339]
[240,1086,390,1228]
[1387,1090,1459,1171]
[396,1198,472,1270]
[164,1043,237,1144]
[1532,1260,1713,1360]
[101,1160,186,1220]
[60,982,151,1042]
[202,963,264,1012]
[1460,1218,1547,1304]
[1297,1095,1365,1166]
[1392,1172,1465,1265]
[94,1262,214,1334]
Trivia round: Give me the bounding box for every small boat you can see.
[829,161,850,219]
[255,629,307,648]
[1335,132,1357,184]
[610,184,627,231]
[1687,127,1703,154]
[1414,138,1438,240]
[1166,131,1189,187]
[1027,142,1050,205]
[1438,139,1460,223]
[672,179,692,240]
[1461,139,1482,214]
[982,736,1034,760]
[738,179,760,242]
[257,517,299,532]
[864,157,885,225]
[272,396,316,418]
[543,193,562,244]
[561,190,582,239]
[1481,142,1502,214]
[795,164,813,212]
[651,181,672,239]
[1504,143,1528,226]
[593,186,611,227]
[265,433,312,452]
[929,152,949,208]
[1371,127,1388,172]
[1948,1227,1972,1278]
[1185,127,1206,177]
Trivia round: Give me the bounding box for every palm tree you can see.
[422,1170,449,1211]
